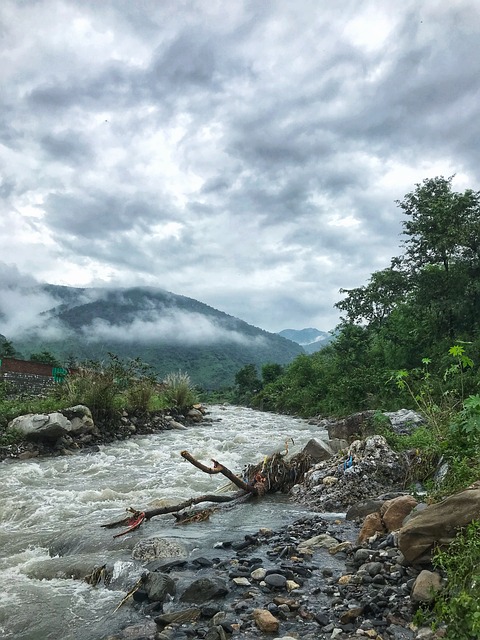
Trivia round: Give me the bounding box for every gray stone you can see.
[264,573,287,588]
[302,438,335,462]
[180,577,229,604]
[132,537,188,562]
[411,570,442,603]
[143,572,175,602]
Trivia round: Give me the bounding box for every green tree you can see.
[29,351,61,366]
[0,338,17,358]
[261,363,284,385]
[235,363,262,395]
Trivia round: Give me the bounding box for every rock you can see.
[381,495,418,532]
[411,570,442,603]
[358,512,385,543]
[132,537,188,562]
[180,577,229,604]
[346,499,385,521]
[59,405,96,435]
[327,411,375,440]
[264,573,287,589]
[253,608,280,632]
[169,420,187,430]
[8,412,71,442]
[383,409,425,435]
[251,568,267,581]
[398,487,480,564]
[298,533,339,551]
[233,577,251,586]
[286,580,300,591]
[187,408,204,422]
[7,406,97,443]
[340,607,364,624]
[143,572,176,602]
[302,438,335,462]
[328,438,349,453]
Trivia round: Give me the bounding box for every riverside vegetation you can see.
[1,176,480,637]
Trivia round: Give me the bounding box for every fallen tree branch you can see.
[180,450,259,494]
[102,447,312,537]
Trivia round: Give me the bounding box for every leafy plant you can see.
[421,521,480,639]
[162,371,198,410]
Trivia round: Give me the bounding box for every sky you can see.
[1,0,479,334]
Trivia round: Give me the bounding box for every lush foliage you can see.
[417,521,480,639]
[254,177,480,418]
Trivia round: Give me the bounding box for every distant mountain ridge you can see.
[278,328,333,354]
[0,284,303,388]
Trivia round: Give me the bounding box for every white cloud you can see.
[1,0,479,332]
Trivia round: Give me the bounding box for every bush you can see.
[124,380,157,413]
[420,521,480,639]
[162,372,197,410]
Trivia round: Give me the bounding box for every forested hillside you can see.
[0,287,303,389]
[255,177,480,416]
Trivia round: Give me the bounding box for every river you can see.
[0,405,327,640]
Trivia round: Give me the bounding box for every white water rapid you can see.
[0,405,327,640]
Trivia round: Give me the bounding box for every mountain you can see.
[1,284,303,388]
[278,328,333,354]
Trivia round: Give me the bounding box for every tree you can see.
[0,338,17,358]
[29,350,61,366]
[234,364,262,395]
[261,363,284,385]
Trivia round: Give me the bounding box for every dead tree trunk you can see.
[102,447,311,537]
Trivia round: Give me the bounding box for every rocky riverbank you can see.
[102,508,444,640]
[0,404,209,461]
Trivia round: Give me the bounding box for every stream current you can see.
[0,405,327,639]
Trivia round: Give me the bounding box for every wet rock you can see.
[264,573,287,589]
[358,513,385,543]
[132,537,188,562]
[180,577,229,603]
[143,572,176,601]
[383,409,425,435]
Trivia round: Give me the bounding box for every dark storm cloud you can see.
[1,0,480,332]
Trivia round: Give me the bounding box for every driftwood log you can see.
[102,445,312,537]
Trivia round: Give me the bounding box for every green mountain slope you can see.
[5,285,303,388]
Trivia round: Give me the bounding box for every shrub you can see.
[421,521,480,639]
[162,372,197,410]
[124,380,157,413]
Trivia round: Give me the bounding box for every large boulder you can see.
[381,495,418,532]
[302,438,335,462]
[383,409,425,435]
[7,405,97,443]
[398,485,480,564]
[326,411,375,441]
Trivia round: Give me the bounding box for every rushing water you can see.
[0,405,327,640]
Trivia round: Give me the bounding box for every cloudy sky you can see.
[1,0,479,333]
